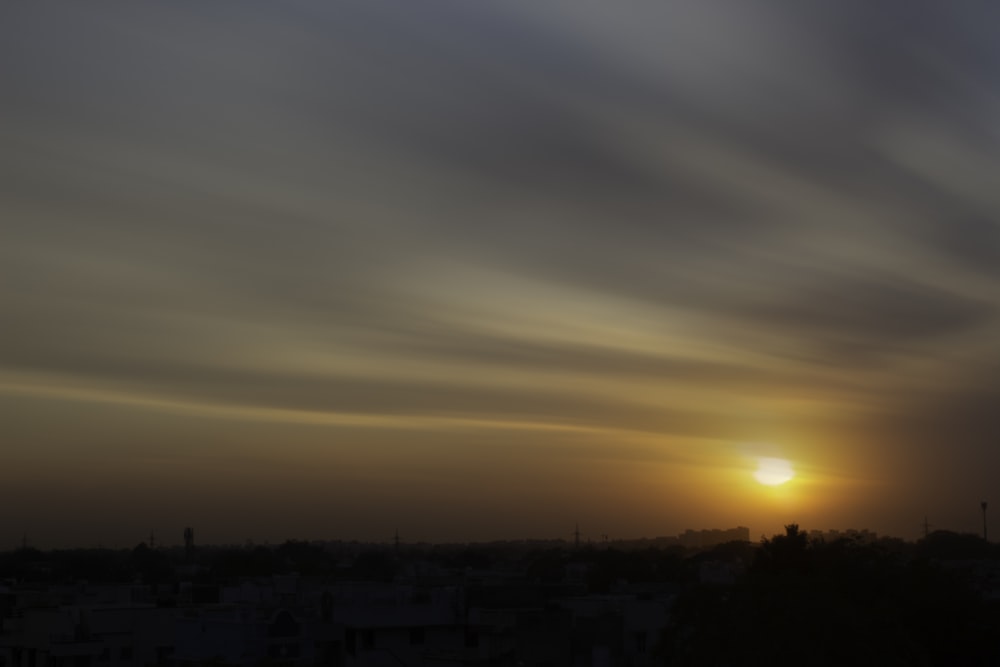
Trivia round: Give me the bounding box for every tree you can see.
[659,526,1000,666]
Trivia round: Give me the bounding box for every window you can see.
[409,627,425,646]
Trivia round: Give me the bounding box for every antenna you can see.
[573,523,581,549]
[922,516,932,538]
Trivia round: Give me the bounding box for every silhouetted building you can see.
[677,527,750,548]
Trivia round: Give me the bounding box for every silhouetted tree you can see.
[275,540,331,575]
[524,548,570,584]
[130,542,174,585]
[49,549,132,583]
[0,547,47,581]
[209,546,278,579]
[350,550,399,582]
[659,526,1000,666]
[755,523,810,573]
[917,530,993,560]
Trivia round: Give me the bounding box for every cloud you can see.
[4,0,1000,541]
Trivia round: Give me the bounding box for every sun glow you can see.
[754,457,795,486]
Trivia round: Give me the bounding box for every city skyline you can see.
[4,2,1000,548]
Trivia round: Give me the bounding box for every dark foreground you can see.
[1,527,998,666]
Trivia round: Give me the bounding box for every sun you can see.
[754,457,795,486]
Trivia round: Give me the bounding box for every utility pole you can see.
[573,523,581,550]
[982,501,988,542]
[922,516,931,539]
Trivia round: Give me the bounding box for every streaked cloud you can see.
[3,1,1000,544]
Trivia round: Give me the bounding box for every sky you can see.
[4,1,1000,548]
